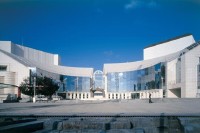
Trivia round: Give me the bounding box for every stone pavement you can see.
[1,98,200,133]
[0,98,200,116]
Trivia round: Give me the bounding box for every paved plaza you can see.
[0,98,200,116]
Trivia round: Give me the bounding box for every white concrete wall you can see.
[0,52,30,86]
[0,71,18,98]
[0,72,16,85]
[166,58,183,98]
[0,41,12,53]
[104,51,180,74]
[54,54,60,65]
[12,44,60,66]
[166,59,177,89]
[143,35,195,60]
[0,41,60,66]
[181,45,200,98]
[139,89,162,99]
[108,93,128,99]
[0,51,30,98]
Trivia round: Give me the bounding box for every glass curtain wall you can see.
[61,75,91,92]
[107,62,166,92]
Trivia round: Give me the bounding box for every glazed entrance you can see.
[90,70,105,98]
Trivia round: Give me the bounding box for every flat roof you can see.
[144,33,193,49]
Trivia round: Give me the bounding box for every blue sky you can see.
[0,0,200,70]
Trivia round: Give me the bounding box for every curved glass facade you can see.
[93,70,104,89]
[58,63,166,94]
[107,62,165,92]
[62,75,91,92]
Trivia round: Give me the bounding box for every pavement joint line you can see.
[0,114,200,118]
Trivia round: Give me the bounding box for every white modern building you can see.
[0,34,200,101]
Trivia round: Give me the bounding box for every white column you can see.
[33,77,36,103]
[104,74,108,99]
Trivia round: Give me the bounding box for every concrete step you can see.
[51,117,181,132]
[178,117,200,133]
[0,120,43,133]
[182,124,200,133]
[0,118,37,127]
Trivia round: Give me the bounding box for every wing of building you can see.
[0,34,200,101]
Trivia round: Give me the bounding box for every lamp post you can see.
[161,76,163,89]
[64,78,67,91]
[33,76,36,103]
[75,77,78,99]
[76,77,78,92]
[63,78,67,99]
[161,76,166,98]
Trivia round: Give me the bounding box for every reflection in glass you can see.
[107,62,165,92]
[61,75,91,92]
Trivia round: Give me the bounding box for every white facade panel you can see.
[104,51,180,74]
[143,35,195,60]
[0,52,30,86]
[181,45,200,98]
[166,59,177,89]
[0,41,60,66]
[0,41,12,53]
[54,54,60,65]
[13,44,56,66]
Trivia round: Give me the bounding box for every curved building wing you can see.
[0,34,200,101]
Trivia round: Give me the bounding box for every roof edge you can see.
[144,33,193,49]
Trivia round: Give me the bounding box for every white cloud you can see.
[125,0,139,9]
[125,0,159,10]
[103,50,114,56]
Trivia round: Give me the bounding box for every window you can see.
[76,93,77,98]
[72,93,73,99]
[112,94,114,99]
[144,68,148,75]
[108,94,110,99]
[95,93,102,96]
[62,75,90,92]
[83,94,85,99]
[79,94,81,99]
[87,94,88,98]
[116,94,118,99]
[0,66,7,71]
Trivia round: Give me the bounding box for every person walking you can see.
[149,93,152,103]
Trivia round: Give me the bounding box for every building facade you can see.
[0,34,200,100]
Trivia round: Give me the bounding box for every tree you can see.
[19,78,34,97]
[38,76,59,98]
[19,76,59,98]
